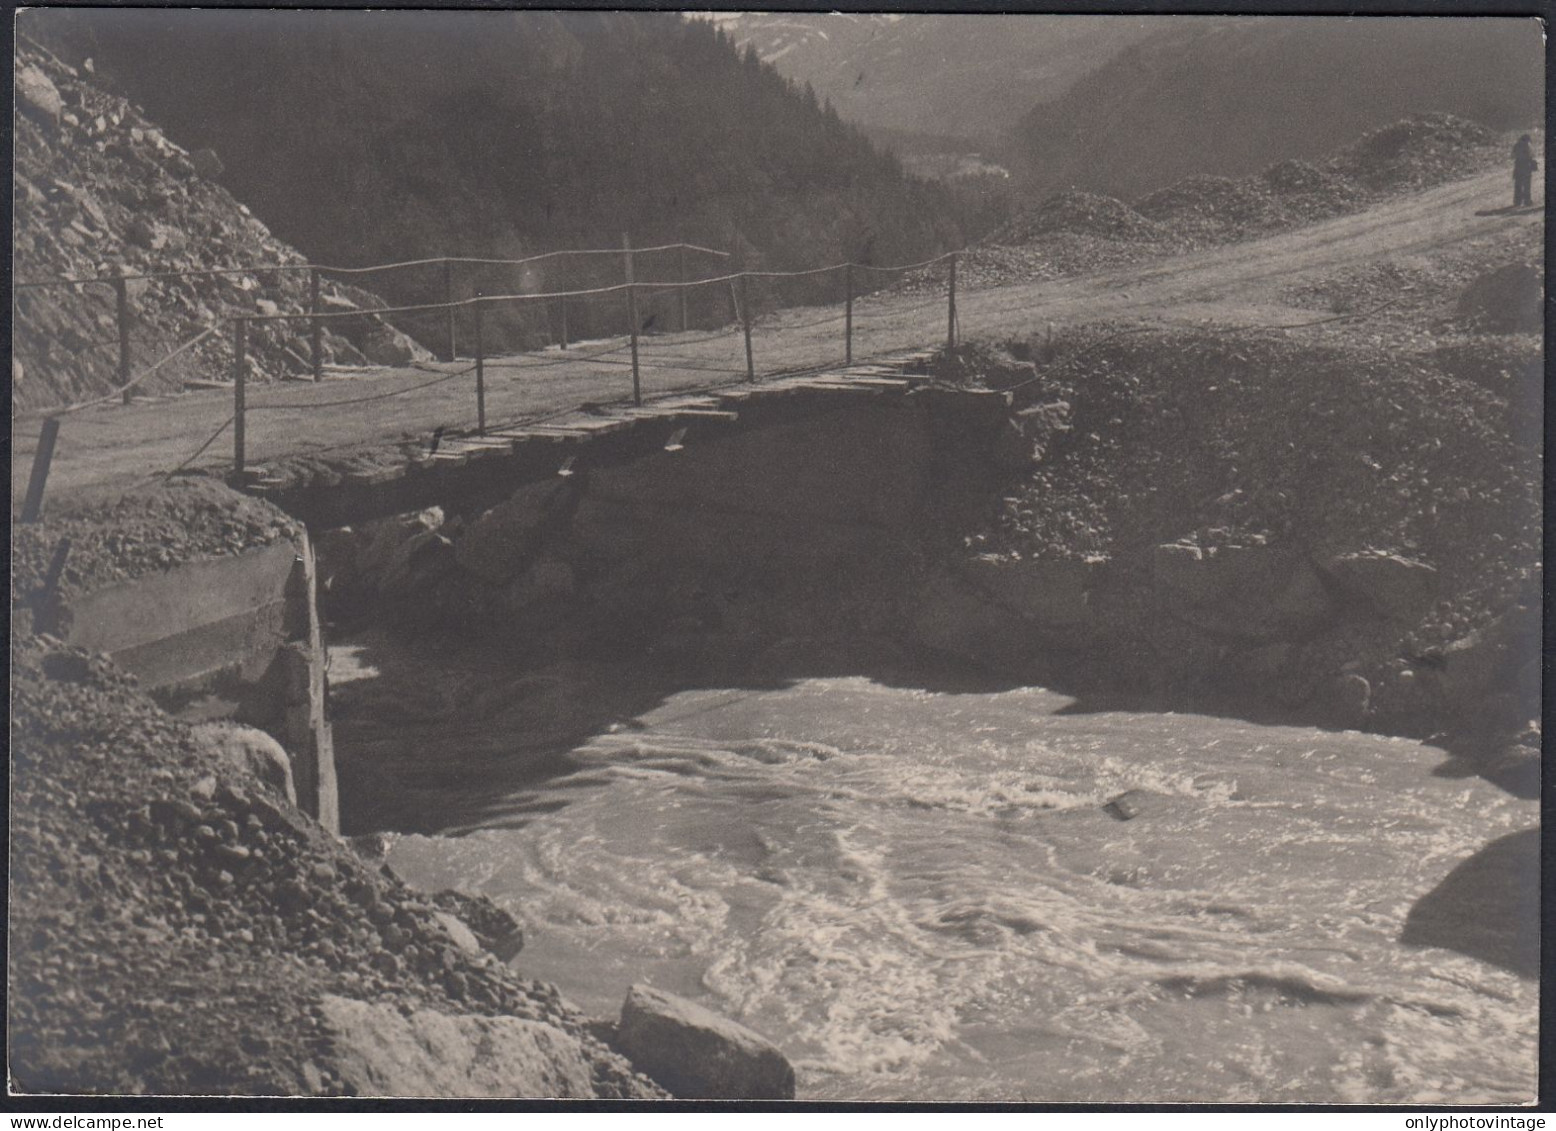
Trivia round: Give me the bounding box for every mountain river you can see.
[329,630,1537,1103]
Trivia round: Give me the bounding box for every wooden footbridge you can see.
[17,239,970,521]
[241,347,987,530]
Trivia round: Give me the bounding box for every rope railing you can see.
[17,245,967,519]
[26,323,224,420]
[12,241,732,290]
[213,251,958,473]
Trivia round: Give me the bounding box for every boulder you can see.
[432,891,526,961]
[909,572,1037,671]
[359,322,431,366]
[16,65,63,123]
[1155,543,1338,642]
[615,984,795,1100]
[189,147,225,179]
[126,217,168,251]
[1430,599,1540,714]
[323,329,367,366]
[317,995,621,1098]
[504,559,577,622]
[954,555,1094,628]
[1152,541,1214,603]
[355,508,444,583]
[379,531,456,600]
[1265,559,1337,633]
[432,911,483,957]
[1321,551,1438,621]
[189,721,296,806]
[1456,262,1542,334]
[1319,672,1372,728]
[455,481,570,584]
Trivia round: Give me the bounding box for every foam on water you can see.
[364,662,1537,1103]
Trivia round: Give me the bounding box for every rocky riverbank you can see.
[922,320,1540,783]
[10,481,809,1098]
[318,314,1539,798]
[14,41,429,414]
[9,620,668,1096]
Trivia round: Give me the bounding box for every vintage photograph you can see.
[10,8,1544,1105]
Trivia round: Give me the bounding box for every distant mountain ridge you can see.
[1011,16,1544,202]
[699,13,1154,146]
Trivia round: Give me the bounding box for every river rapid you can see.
[329,630,1537,1104]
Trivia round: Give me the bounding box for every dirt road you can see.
[13,168,1540,510]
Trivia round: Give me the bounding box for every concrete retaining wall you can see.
[56,534,338,831]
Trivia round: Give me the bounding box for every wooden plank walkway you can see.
[241,349,939,512]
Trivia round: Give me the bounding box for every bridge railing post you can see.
[844,263,853,366]
[676,241,689,333]
[474,296,486,435]
[740,273,755,383]
[21,416,61,524]
[946,252,958,353]
[232,317,247,477]
[309,267,323,382]
[624,233,642,406]
[553,258,569,352]
[114,275,132,405]
[442,258,457,362]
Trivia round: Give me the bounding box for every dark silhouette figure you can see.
[1511,134,1537,208]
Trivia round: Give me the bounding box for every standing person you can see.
[1512,134,1537,208]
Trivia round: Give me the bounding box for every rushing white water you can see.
[332,635,1537,1103]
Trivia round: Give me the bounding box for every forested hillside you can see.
[24,10,964,299]
[1012,17,1543,202]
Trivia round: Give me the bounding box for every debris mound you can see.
[1455,262,1543,334]
[968,114,1508,289]
[1330,113,1499,193]
[1135,175,1288,242]
[8,625,660,1097]
[12,44,426,413]
[992,190,1169,245]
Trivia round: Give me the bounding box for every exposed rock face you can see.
[615,984,796,1100]
[1320,550,1438,622]
[12,44,427,411]
[318,395,1008,665]
[318,996,611,1098]
[16,63,64,121]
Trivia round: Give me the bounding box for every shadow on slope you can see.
[1399,828,1539,980]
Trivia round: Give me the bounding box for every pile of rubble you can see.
[937,323,1540,747]
[962,114,1506,288]
[1280,221,1542,339]
[9,627,659,1096]
[13,44,429,414]
[989,190,1173,246]
[1330,113,1500,194]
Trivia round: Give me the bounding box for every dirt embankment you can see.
[924,320,1540,781]
[11,478,301,633]
[8,481,664,1098]
[13,42,428,414]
